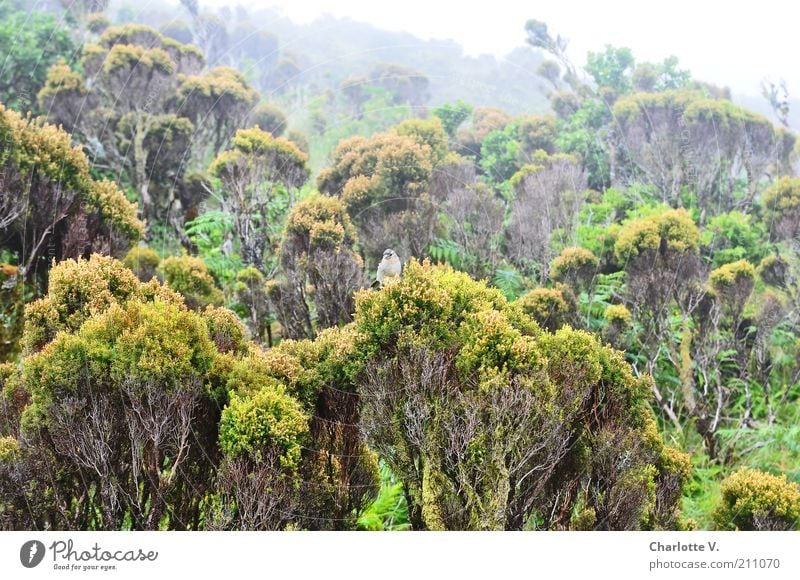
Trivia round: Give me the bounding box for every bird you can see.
[374,248,402,287]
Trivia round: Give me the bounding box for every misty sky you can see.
[205,0,795,97]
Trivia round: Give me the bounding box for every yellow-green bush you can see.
[709,259,755,290]
[604,304,632,325]
[762,176,800,213]
[283,195,357,252]
[203,305,247,355]
[22,298,219,416]
[219,382,308,469]
[0,435,19,463]
[713,468,800,530]
[23,254,145,353]
[122,246,161,281]
[160,255,223,310]
[708,260,756,310]
[516,285,577,332]
[6,254,273,530]
[0,104,144,241]
[757,254,788,288]
[550,247,599,286]
[615,208,699,262]
[761,177,800,241]
[273,195,365,338]
[0,264,23,362]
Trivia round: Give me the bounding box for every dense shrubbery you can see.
[353,261,688,530]
[0,256,691,530]
[1,4,799,533]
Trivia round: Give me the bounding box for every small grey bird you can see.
[375,248,402,287]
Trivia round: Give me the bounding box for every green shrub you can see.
[615,208,699,262]
[713,468,800,530]
[203,305,247,355]
[219,382,308,469]
[709,259,756,290]
[23,254,152,353]
[516,285,577,332]
[122,246,161,281]
[550,247,599,287]
[604,304,632,325]
[761,177,800,241]
[5,254,264,529]
[708,260,755,310]
[160,255,223,310]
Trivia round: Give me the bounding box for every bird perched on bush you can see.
[374,249,402,287]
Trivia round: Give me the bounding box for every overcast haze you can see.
[196,0,795,97]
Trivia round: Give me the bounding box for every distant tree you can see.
[505,152,587,282]
[57,0,109,35]
[340,76,370,120]
[632,56,691,93]
[0,7,75,113]
[287,129,310,155]
[249,103,287,136]
[480,123,523,186]
[234,267,271,345]
[612,90,790,216]
[86,13,110,36]
[550,91,580,119]
[517,115,558,156]
[160,19,194,45]
[232,23,278,65]
[550,246,600,291]
[614,208,704,429]
[369,63,430,111]
[762,177,800,243]
[434,157,504,279]
[537,59,561,89]
[317,119,447,263]
[269,57,301,94]
[193,12,229,66]
[210,128,309,273]
[433,100,473,139]
[524,19,578,86]
[586,45,635,95]
[760,78,790,128]
[38,24,206,234]
[268,196,366,340]
[456,106,513,160]
[175,66,259,162]
[556,99,612,190]
[631,63,658,93]
[0,105,143,282]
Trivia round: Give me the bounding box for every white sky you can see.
[220,0,796,97]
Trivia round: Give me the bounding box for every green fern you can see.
[357,463,410,531]
[492,267,527,301]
